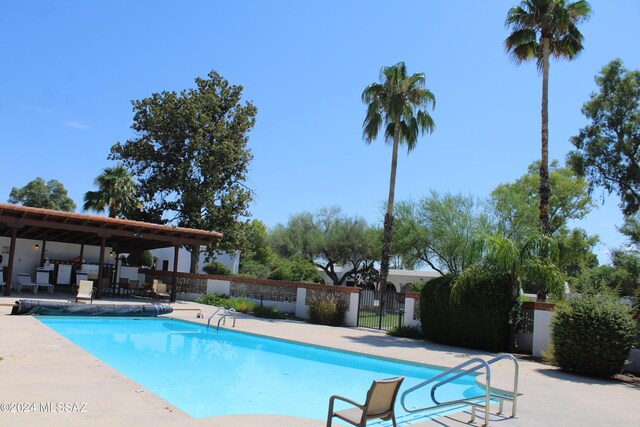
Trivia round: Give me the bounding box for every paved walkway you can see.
[0,293,638,427]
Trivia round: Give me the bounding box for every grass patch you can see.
[387,325,423,339]
[358,310,404,329]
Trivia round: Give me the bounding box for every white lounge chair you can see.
[76,280,94,303]
[75,271,88,290]
[327,377,404,427]
[35,276,54,294]
[17,273,39,293]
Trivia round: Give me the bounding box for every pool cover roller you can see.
[11,299,173,316]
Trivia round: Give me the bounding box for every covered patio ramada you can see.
[0,203,221,302]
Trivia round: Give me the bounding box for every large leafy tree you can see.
[8,177,76,212]
[110,70,257,272]
[83,163,138,218]
[556,227,598,277]
[575,249,640,297]
[505,0,591,233]
[362,61,436,289]
[393,192,491,275]
[568,59,640,216]
[270,207,379,286]
[491,160,594,241]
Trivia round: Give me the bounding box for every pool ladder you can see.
[206,307,237,331]
[400,354,519,427]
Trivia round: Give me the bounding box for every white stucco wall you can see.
[532,309,554,358]
[345,293,359,327]
[150,248,239,274]
[295,288,308,319]
[403,296,420,327]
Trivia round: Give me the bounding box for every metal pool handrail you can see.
[217,308,237,330]
[400,354,519,427]
[206,307,225,330]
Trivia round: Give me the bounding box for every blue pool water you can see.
[38,317,484,423]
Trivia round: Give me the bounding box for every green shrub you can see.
[203,261,232,276]
[551,292,636,377]
[267,264,291,281]
[420,272,515,352]
[239,260,271,278]
[126,250,153,267]
[226,297,256,313]
[308,290,347,326]
[195,292,255,313]
[387,325,422,339]
[196,292,228,306]
[267,258,322,282]
[252,305,286,319]
[408,282,425,292]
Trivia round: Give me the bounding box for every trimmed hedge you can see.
[551,293,635,377]
[203,261,232,276]
[420,273,515,352]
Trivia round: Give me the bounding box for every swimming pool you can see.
[38,317,485,423]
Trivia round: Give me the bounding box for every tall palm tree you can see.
[83,163,138,218]
[505,0,591,234]
[362,62,435,289]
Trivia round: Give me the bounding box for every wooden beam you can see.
[96,236,106,300]
[3,227,17,296]
[0,214,214,248]
[170,245,179,303]
[39,239,47,267]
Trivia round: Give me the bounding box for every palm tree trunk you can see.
[380,118,401,290]
[539,37,551,235]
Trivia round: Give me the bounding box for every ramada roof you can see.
[0,203,222,252]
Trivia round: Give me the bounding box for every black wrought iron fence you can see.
[357,289,405,330]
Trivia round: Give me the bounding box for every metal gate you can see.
[357,289,405,330]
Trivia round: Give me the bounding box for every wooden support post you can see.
[96,236,106,300]
[3,227,17,296]
[171,245,179,303]
[39,240,47,267]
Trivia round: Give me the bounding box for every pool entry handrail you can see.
[217,308,237,330]
[206,307,238,331]
[400,354,519,427]
[206,307,225,329]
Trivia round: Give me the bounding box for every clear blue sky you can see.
[1,0,638,265]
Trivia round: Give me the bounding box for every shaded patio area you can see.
[0,203,221,302]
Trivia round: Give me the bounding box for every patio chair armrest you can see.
[329,395,365,410]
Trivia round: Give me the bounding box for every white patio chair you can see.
[74,271,88,292]
[76,280,94,303]
[17,273,39,293]
[35,278,54,294]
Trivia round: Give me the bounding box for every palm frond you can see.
[362,61,435,151]
[362,101,382,143]
[505,29,538,62]
[504,0,591,66]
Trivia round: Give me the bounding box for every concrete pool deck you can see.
[0,294,638,427]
